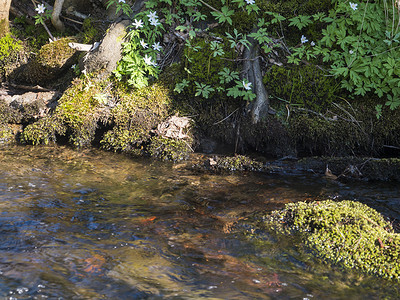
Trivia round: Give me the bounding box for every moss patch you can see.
[0,123,14,144]
[21,78,193,160]
[216,154,264,171]
[0,99,22,123]
[0,33,23,81]
[0,20,8,38]
[262,200,400,280]
[22,37,78,85]
[148,136,191,161]
[264,64,339,112]
[100,83,172,154]
[21,116,65,145]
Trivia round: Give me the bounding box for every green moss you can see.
[100,83,172,154]
[0,33,23,80]
[21,116,65,145]
[56,77,108,148]
[24,37,77,84]
[0,99,22,124]
[263,200,400,280]
[21,77,103,147]
[148,136,191,161]
[79,18,101,44]
[216,155,264,171]
[0,124,14,144]
[265,64,339,112]
[0,20,8,38]
[21,77,174,153]
[101,127,147,156]
[0,34,22,61]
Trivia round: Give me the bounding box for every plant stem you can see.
[198,0,222,14]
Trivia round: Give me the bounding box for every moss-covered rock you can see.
[216,154,264,171]
[262,200,400,280]
[0,98,22,123]
[21,115,65,145]
[20,37,78,85]
[21,76,106,147]
[148,136,191,161]
[21,76,192,160]
[100,83,172,154]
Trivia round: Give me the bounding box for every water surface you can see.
[0,145,399,299]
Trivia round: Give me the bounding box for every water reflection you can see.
[0,145,399,299]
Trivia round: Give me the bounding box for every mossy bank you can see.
[21,76,194,161]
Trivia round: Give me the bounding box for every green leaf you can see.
[211,6,234,25]
[288,15,313,30]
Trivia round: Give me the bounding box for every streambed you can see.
[0,145,399,299]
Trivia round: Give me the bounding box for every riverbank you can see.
[1,1,399,182]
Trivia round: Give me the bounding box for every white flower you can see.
[300,35,308,44]
[310,41,315,46]
[349,50,354,54]
[152,42,162,51]
[144,54,156,66]
[35,3,46,14]
[149,18,161,26]
[349,2,358,10]
[71,64,76,69]
[140,39,148,49]
[132,19,143,29]
[243,80,252,90]
[245,0,255,4]
[118,0,126,3]
[147,11,158,20]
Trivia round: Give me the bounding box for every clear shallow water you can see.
[0,145,399,299]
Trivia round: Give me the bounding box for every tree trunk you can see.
[51,0,65,32]
[0,0,12,37]
[242,32,270,124]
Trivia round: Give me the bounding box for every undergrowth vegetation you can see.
[106,0,400,117]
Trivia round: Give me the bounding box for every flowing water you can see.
[0,145,399,299]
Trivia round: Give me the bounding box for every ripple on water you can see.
[0,146,399,299]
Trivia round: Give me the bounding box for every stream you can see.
[0,145,399,299]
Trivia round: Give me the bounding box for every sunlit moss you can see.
[24,37,77,84]
[100,83,173,155]
[0,33,23,80]
[262,200,400,280]
[0,124,14,144]
[216,155,264,171]
[21,116,66,145]
[148,136,191,161]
